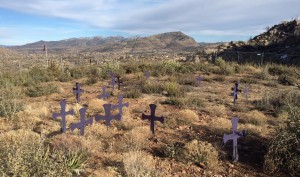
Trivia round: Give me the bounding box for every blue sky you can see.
[0,0,299,45]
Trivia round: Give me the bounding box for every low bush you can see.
[264,107,300,176]
[180,140,219,170]
[165,109,198,128]
[163,82,185,97]
[254,90,300,116]
[141,81,164,94]
[123,89,142,99]
[0,130,71,176]
[0,82,24,118]
[26,83,58,97]
[161,98,184,107]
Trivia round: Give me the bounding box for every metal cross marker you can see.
[223,117,246,162]
[243,85,250,101]
[52,99,74,133]
[142,104,164,135]
[232,82,241,105]
[109,71,116,90]
[70,107,93,136]
[195,75,203,86]
[112,95,129,120]
[73,82,84,103]
[95,104,121,126]
[98,86,110,100]
[116,76,123,90]
[144,71,150,80]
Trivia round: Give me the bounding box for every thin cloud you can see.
[0,0,299,44]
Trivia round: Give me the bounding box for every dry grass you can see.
[123,150,158,177]
[88,99,106,113]
[209,118,232,135]
[242,110,268,125]
[165,109,199,128]
[119,126,151,152]
[204,105,227,117]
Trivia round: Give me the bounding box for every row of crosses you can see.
[52,94,129,135]
[52,96,164,136]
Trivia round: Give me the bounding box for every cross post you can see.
[70,107,93,136]
[223,117,246,162]
[98,86,110,100]
[111,95,129,120]
[73,82,84,103]
[142,104,164,135]
[95,104,121,126]
[52,99,74,133]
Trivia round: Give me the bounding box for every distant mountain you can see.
[11,31,200,53]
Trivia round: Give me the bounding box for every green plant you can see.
[180,140,219,170]
[64,149,88,175]
[277,75,297,86]
[0,82,24,118]
[254,90,300,116]
[163,82,185,97]
[123,89,142,99]
[0,130,71,176]
[161,98,184,107]
[26,83,58,97]
[257,66,270,80]
[264,106,300,176]
[141,81,164,94]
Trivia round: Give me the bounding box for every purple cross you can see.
[52,99,74,133]
[98,86,110,100]
[243,85,250,101]
[109,71,116,90]
[111,95,129,120]
[95,104,121,126]
[144,71,150,80]
[70,107,93,136]
[73,82,84,103]
[223,117,246,162]
[142,104,164,135]
[232,82,241,105]
[195,75,203,86]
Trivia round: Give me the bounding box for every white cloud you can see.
[0,0,299,43]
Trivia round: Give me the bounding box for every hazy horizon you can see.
[0,0,299,45]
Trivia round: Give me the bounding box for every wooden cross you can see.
[223,117,246,162]
[70,107,93,136]
[111,95,129,120]
[95,104,121,126]
[98,86,110,100]
[52,99,74,133]
[232,82,241,105]
[142,104,164,135]
[73,82,84,103]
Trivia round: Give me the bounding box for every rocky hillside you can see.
[11,31,200,54]
[216,20,300,64]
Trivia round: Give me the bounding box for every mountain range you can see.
[10,31,200,54]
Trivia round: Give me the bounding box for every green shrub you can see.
[213,76,225,82]
[141,81,164,94]
[123,89,142,99]
[0,130,71,176]
[58,72,72,82]
[164,82,185,97]
[29,67,55,83]
[161,98,184,107]
[180,140,219,170]
[184,97,205,109]
[0,82,24,118]
[26,84,58,97]
[215,57,225,67]
[264,107,300,176]
[255,90,300,116]
[85,76,98,85]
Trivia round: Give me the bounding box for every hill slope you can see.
[11,31,200,53]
